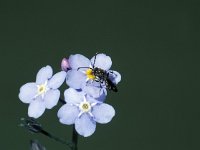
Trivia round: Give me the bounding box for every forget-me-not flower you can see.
[19,65,66,118]
[66,53,121,99]
[57,88,115,137]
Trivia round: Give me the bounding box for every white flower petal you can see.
[36,65,53,84]
[66,70,86,89]
[48,71,66,89]
[92,103,115,124]
[85,95,99,104]
[64,88,84,104]
[44,89,60,109]
[68,54,90,69]
[96,88,107,102]
[75,113,96,137]
[82,85,103,98]
[90,53,112,70]
[57,104,79,125]
[108,70,121,84]
[19,82,37,103]
[28,98,46,118]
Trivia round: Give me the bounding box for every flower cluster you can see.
[19,53,121,137]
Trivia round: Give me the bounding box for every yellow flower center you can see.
[37,84,47,95]
[85,69,95,80]
[79,101,91,112]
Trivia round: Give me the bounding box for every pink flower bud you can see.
[61,58,70,72]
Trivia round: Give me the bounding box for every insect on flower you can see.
[77,53,118,92]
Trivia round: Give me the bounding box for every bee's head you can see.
[93,67,98,73]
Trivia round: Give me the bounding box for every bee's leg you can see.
[94,78,99,83]
[101,80,105,86]
[94,78,101,88]
[96,79,104,89]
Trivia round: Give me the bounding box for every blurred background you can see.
[0,0,200,150]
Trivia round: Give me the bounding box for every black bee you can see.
[92,67,118,92]
[78,53,118,92]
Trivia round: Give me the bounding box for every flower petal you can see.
[19,83,37,103]
[90,53,112,70]
[92,103,115,124]
[57,104,79,125]
[64,88,84,104]
[108,70,121,84]
[44,89,60,109]
[48,71,66,89]
[36,65,53,84]
[75,113,96,137]
[68,54,90,69]
[66,70,86,89]
[82,85,103,98]
[96,88,107,102]
[85,95,100,104]
[28,98,46,118]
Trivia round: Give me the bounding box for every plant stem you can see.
[22,99,79,150]
[39,128,73,149]
[59,98,66,104]
[20,117,73,149]
[59,98,79,150]
[72,125,78,150]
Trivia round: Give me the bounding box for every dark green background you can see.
[1,0,200,150]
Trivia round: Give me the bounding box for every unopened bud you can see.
[61,58,71,72]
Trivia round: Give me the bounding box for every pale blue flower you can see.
[19,65,66,118]
[66,53,121,99]
[57,88,115,137]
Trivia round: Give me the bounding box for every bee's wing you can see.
[30,140,46,150]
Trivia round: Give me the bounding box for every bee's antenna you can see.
[92,52,99,68]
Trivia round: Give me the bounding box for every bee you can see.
[78,53,118,92]
[92,67,118,92]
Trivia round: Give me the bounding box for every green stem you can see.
[72,125,78,150]
[20,117,73,149]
